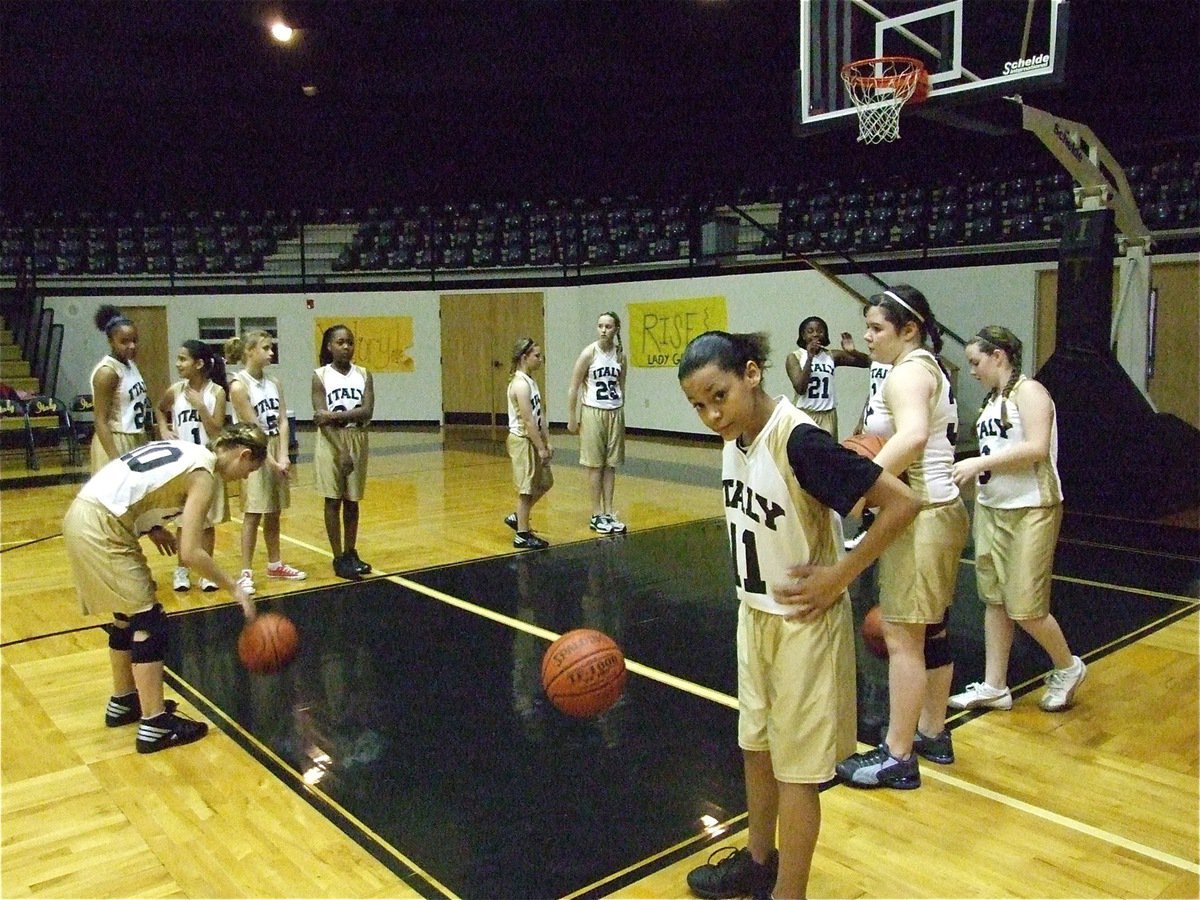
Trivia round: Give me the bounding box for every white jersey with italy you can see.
[91,355,150,434]
[863,348,959,505]
[583,345,623,410]
[860,361,892,431]
[231,370,282,436]
[170,380,222,446]
[789,348,837,412]
[975,376,1063,509]
[507,370,544,438]
[78,440,216,535]
[722,398,882,615]
[315,363,368,427]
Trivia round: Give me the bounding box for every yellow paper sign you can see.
[314,317,415,373]
[626,297,728,367]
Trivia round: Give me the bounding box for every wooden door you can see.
[440,292,544,440]
[122,306,170,415]
[1146,260,1199,428]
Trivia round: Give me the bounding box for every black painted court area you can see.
[166,517,1198,899]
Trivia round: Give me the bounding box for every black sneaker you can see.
[333,554,362,581]
[513,532,549,550]
[836,743,921,789]
[105,694,177,728]
[914,729,954,764]
[686,846,777,900]
[504,512,518,531]
[348,549,372,574]
[880,724,955,764]
[135,710,209,753]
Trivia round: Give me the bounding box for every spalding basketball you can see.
[861,605,888,658]
[541,628,627,718]
[238,612,300,674]
[842,432,886,460]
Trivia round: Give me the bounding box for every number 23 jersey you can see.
[723,398,881,615]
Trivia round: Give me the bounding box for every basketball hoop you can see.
[841,57,929,144]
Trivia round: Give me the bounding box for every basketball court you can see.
[1,426,1197,898]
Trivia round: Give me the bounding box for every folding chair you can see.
[69,393,95,466]
[23,395,74,469]
[0,396,35,470]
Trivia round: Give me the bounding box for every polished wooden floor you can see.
[2,429,1197,899]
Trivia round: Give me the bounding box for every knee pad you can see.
[129,604,168,664]
[105,613,132,652]
[924,615,952,670]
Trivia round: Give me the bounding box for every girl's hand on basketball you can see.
[774,564,843,621]
[147,526,177,556]
[233,587,255,620]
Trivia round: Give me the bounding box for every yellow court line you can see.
[168,668,461,900]
[959,556,1200,604]
[840,736,1198,874]
[919,763,1200,874]
[230,515,331,558]
[389,574,740,709]
[1059,535,1200,563]
[560,812,750,900]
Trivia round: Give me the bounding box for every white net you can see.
[841,57,926,144]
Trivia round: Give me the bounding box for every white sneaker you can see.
[199,578,219,592]
[948,681,1013,710]
[172,567,191,592]
[589,514,615,534]
[1039,656,1086,711]
[604,513,627,533]
[266,561,307,581]
[236,569,256,596]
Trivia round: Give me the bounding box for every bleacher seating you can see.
[0,149,1195,280]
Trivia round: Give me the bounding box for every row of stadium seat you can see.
[2,153,1195,276]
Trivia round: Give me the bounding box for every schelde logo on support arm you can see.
[1003,54,1051,76]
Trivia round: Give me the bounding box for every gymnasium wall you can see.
[43,254,1190,440]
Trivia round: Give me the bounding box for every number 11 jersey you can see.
[722,398,881,615]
